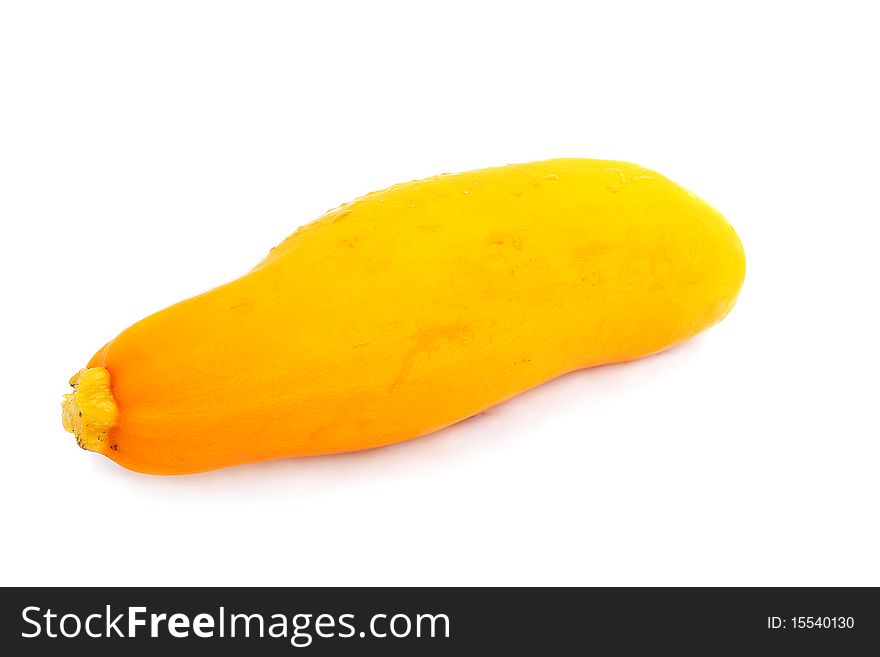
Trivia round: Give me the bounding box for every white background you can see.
[1,1,878,586]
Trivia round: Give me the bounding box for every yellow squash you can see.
[62,159,745,474]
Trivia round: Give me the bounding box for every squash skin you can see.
[67,159,745,474]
